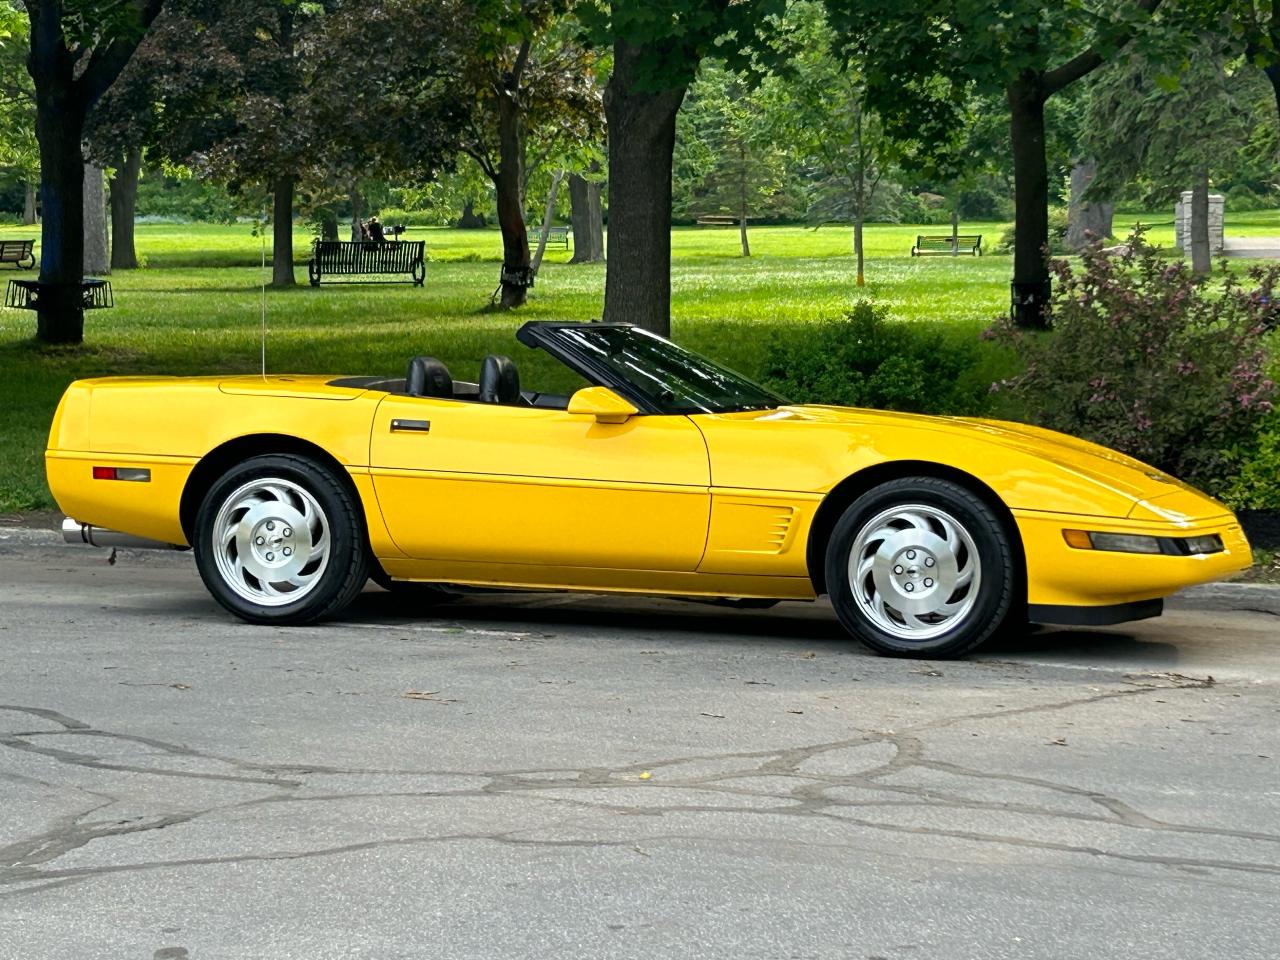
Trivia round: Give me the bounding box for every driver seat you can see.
[405,356,453,398]
[479,354,521,404]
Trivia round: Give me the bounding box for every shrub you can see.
[988,231,1280,495]
[993,206,1069,255]
[762,301,992,416]
[1222,411,1280,510]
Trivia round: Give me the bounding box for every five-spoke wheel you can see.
[827,477,1016,658]
[194,455,368,624]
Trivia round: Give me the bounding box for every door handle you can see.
[390,419,431,433]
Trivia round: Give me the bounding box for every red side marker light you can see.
[92,466,151,482]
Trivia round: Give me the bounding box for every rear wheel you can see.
[825,477,1016,658]
[193,455,368,624]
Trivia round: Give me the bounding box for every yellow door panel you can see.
[370,397,711,570]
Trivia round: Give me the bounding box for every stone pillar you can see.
[1174,191,1224,253]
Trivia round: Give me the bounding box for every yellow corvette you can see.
[47,321,1251,657]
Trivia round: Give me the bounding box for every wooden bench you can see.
[307,239,426,286]
[695,214,762,226]
[0,240,36,270]
[911,235,982,257]
[529,224,570,250]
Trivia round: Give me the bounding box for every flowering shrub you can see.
[763,301,991,415]
[989,231,1279,495]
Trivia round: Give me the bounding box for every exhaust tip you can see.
[61,517,183,551]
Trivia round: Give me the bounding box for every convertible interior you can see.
[330,354,575,409]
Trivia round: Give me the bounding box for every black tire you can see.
[193,454,369,625]
[824,477,1016,659]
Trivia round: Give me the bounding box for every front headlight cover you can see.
[1063,530,1226,556]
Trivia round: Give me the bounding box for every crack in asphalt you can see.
[3,673,1278,896]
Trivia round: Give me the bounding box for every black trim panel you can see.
[1028,599,1163,627]
[390,419,432,433]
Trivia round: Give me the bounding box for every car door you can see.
[369,395,711,571]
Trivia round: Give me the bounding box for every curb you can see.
[1170,582,1280,616]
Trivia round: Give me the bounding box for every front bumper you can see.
[1014,509,1252,609]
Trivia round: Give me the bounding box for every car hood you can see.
[778,405,1230,520]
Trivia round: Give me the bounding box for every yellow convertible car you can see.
[48,321,1251,658]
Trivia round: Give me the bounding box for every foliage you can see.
[0,8,37,187]
[761,300,991,415]
[989,232,1279,493]
[1085,38,1264,205]
[1223,411,1280,509]
[672,60,799,223]
[993,206,1070,255]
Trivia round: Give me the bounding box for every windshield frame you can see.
[516,321,788,415]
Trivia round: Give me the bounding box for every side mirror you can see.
[567,386,639,424]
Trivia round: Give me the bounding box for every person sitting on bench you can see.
[367,216,386,243]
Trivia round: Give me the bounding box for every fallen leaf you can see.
[700,712,726,719]
[786,709,803,715]
[638,771,652,780]
[1048,737,1068,746]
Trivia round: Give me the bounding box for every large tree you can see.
[581,0,786,335]
[25,0,164,342]
[458,6,602,308]
[827,0,1169,327]
[0,7,38,225]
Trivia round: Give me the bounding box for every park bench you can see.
[0,239,36,270]
[695,214,761,226]
[911,234,983,257]
[528,224,570,250]
[307,239,426,287]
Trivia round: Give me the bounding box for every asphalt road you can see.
[1,537,1278,960]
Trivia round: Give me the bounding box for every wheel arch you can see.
[805,460,1027,600]
[179,434,366,544]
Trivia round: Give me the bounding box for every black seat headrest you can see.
[479,354,521,404]
[405,356,452,398]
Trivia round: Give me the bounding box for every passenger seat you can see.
[478,355,521,404]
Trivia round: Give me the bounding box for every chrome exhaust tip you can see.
[61,517,183,551]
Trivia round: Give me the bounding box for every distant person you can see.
[367,216,385,243]
[358,219,371,242]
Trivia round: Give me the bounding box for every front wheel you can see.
[193,455,369,624]
[825,477,1016,659]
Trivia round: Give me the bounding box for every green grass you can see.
[0,214,1270,512]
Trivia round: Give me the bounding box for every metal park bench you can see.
[307,239,426,287]
[528,224,570,250]
[0,239,36,270]
[911,234,983,257]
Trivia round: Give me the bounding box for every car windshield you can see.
[552,325,787,415]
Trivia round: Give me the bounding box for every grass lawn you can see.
[0,213,1272,512]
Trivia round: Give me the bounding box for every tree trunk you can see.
[569,173,593,262]
[738,140,750,258]
[34,98,86,344]
[588,176,604,261]
[494,63,530,309]
[457,198,486,228]
[83,162,109,275]
[1190,167,1211,276]
[23,182,37,225]
[1008,78,1051,328]
[109,148,141,270]
[319,211,339,241]
[950,207,959,253]
[272,175,295,287]
[601,38,688,336]
[1065,158,1114,251]
[349,185,363,242]
[530,170,565,274]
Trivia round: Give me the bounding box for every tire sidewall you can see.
[825,478,1015,658]
[193,455,363,624]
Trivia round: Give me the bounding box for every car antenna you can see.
[260,213,268,380]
